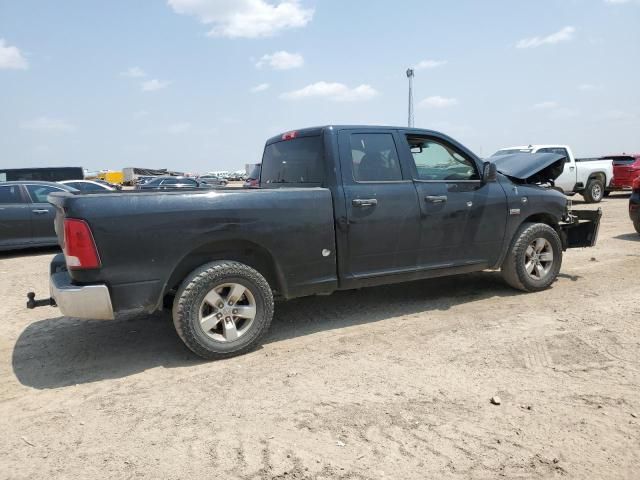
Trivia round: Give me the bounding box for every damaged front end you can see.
[490,152,566,186]
[559,203,602,249]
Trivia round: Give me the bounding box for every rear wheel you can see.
[501,222,563,292]
[634,220,640,235]
[172,261,274,359]
[583,178,604,203]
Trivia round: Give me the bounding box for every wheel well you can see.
[164,240,282,299]
[588,172,606,184]
[522,213,559,231]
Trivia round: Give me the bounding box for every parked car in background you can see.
[492,145,613,203]
[136,176,213,190]
[227,170,248,181]
[60,180,119,192]
[135,176,156,185]
[198,176,228,187]
[600,153,640,193]
[0,181,77,251]
[35,126,601,359]
[243,164,261,188]
[630,177,640,235]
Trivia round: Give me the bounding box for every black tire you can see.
[172,261,274,359]
[603,190,611,198]
[501,222,563,292]
[634,220,640,235]
[583,178,604,203]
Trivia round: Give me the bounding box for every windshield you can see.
[492,148,533,156]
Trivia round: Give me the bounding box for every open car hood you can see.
[490,152,565,184]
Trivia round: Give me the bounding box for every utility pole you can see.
[406,68,414,128]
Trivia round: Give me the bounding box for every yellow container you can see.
[99,170,124,185]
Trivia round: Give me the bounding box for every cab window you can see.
[261,136,323,186]
[350,133,402,182]
[407,137,479,181]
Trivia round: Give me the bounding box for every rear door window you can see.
[350,133,402,182]
[261,136,323,186]
[0,185,25,204]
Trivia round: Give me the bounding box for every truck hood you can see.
[489,152,565,184]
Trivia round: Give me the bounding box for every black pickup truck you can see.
[31,126,601,358]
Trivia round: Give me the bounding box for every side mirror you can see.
[483,162,498,182]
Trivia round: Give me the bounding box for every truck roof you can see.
[265,125,448,145]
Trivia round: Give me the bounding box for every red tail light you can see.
[281,130,297,141]
[63,218,101,269]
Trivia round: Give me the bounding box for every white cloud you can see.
[418,96,458,108]
[21,116,76,133]
[120,66,146,78]
[167,0,314,38]
[0,39,28,70]
[255,51,303,70]
[414,59,447,70]
[167,122,191,134]
[280,82,379,102]
[532,101,559,110]
[516,26,575,48]
[141,79,171,92]
[250,83,270,93]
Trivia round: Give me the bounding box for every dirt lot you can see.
[1,195,639,479]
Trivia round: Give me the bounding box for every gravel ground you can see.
[1,194,639,479]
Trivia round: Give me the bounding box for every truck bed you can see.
[48,188,338,315]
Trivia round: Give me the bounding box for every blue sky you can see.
[1,0,639,172]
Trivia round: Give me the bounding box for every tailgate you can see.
[48,191,74,248]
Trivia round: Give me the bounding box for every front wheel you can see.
[583,179,604,203]
[173,261,274,359]
[501,223,563,292]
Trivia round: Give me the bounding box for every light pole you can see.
[406,68,414,128]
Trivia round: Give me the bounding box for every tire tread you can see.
[501,222,562,292]
[172,261,274,359]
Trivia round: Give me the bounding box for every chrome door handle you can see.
[32,209,49,214]
[425,195,447,203]
[352,198,378,207]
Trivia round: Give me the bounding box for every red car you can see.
[602,153,640,192]
[630,177,640,235]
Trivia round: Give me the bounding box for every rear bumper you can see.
[50,270,114,320]
[559,208,602,249]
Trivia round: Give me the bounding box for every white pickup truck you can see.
[492,145,613,203]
